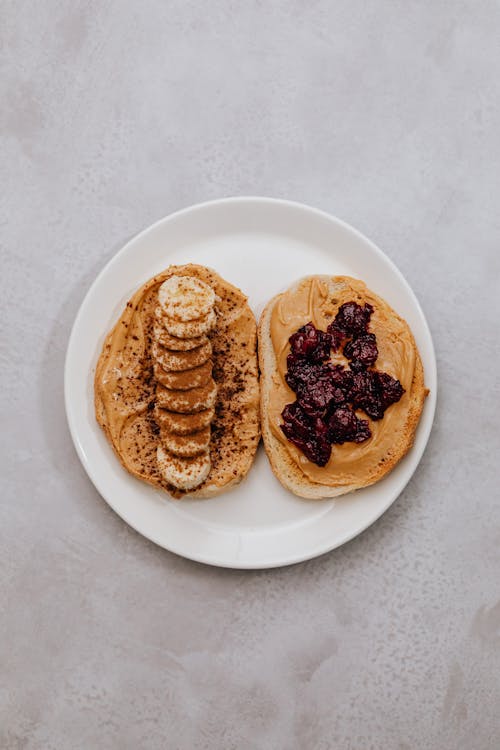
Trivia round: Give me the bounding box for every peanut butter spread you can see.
[94,264,260,497]
[268,276,419,487]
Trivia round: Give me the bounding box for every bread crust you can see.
[258,276,427,499]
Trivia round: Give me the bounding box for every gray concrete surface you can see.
[2,1,500,748]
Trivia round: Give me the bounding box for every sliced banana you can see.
[160,426,211,457]
[152,275,219,491]
[156,380,217,413]
[154,407,215,436]
[151,340,212,372]
[153,361,212,390]
[158,276,216,322]
[155,307,217,338]
[157,445,210,490]
[153,323,207,351]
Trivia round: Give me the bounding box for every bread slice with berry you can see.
[258,275,427,499]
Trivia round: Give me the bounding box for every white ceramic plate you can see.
[65,197,436,569]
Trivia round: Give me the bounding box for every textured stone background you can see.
[2,2,500,748]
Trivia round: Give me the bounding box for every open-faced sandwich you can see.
[258,276,428,498]
[95,264,260,498]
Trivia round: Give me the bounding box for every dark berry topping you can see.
[348,371,404,420]
[328,324,345,352]
[343,333,378,371]
[288,322,333,362]
[328,406,371,444]
[374,371,405,411]
[280,300,404,465]
[281,402,331,467]
[328,301,373,338]
[286,361,349,417]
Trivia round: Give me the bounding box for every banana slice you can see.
[157,445,210,490]
[151,339,212,372]
[158,276,216,322]
[156,380,217,413]
[155,307,217,338]
[153,323,207,351]
[153,361,212,390]
[154,407,215,436]
[160,426,211,457]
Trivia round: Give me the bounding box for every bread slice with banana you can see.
[95,264,260,498]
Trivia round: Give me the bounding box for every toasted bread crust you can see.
[258,277,427,499]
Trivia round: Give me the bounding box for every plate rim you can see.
[64,196,437,569]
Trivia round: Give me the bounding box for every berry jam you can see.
[280,301,404,466]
